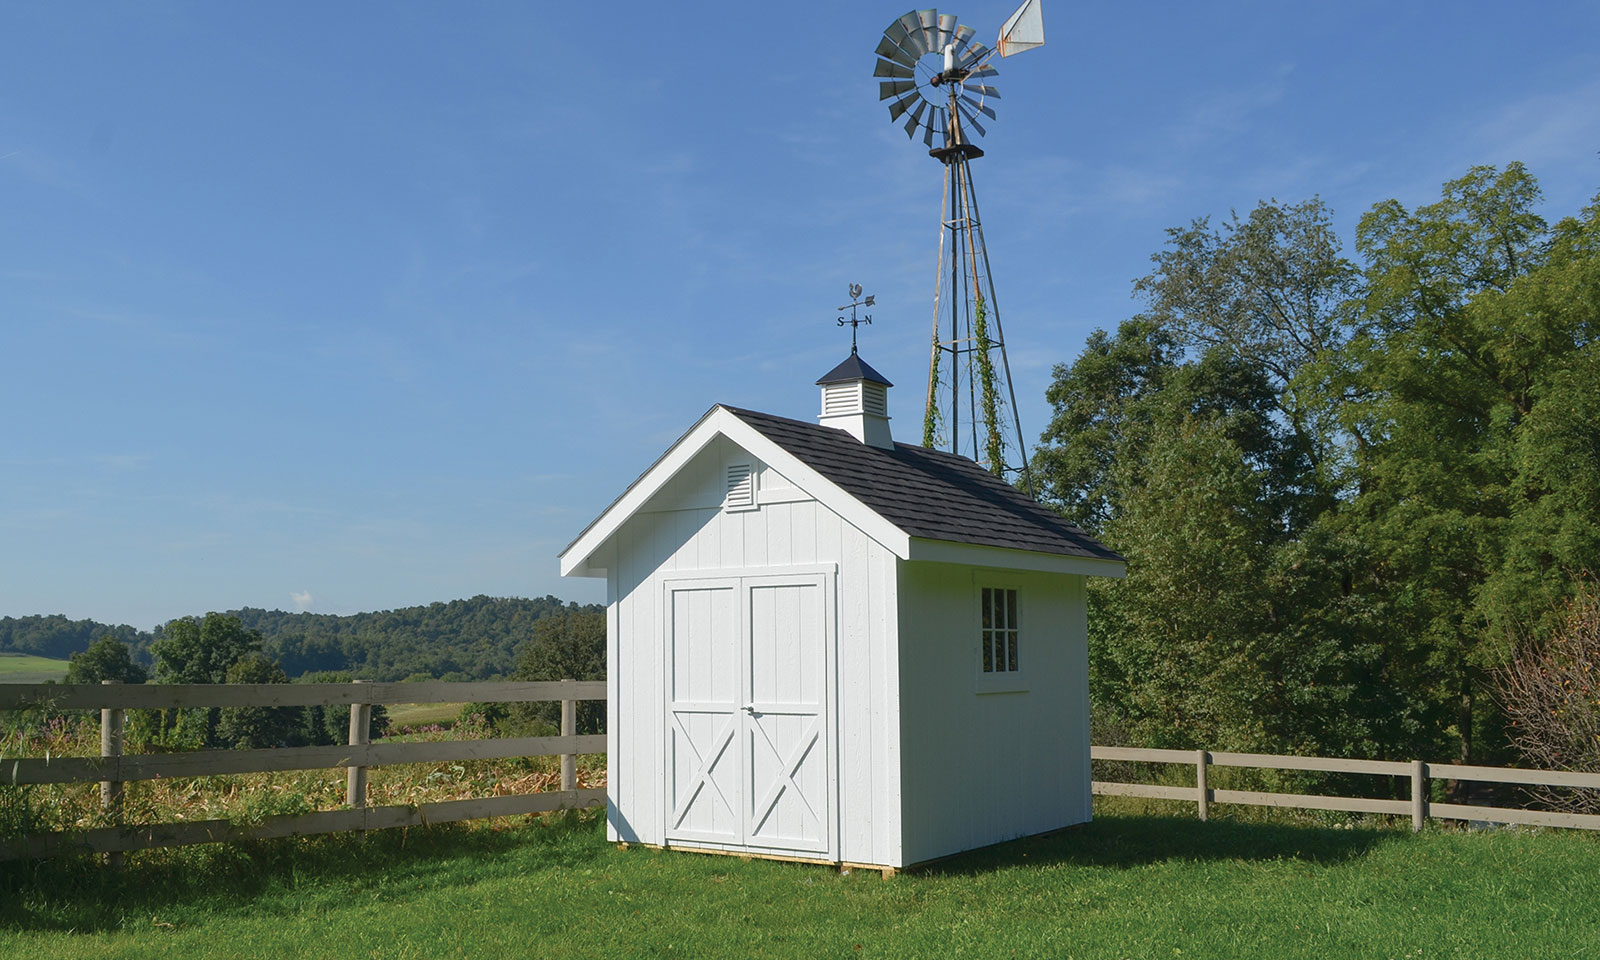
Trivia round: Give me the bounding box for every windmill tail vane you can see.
[873,2,1043,497]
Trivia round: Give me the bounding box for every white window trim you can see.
[972,576,1028,695]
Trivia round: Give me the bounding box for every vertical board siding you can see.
[896,565,1090,866]
[607,439,899,861]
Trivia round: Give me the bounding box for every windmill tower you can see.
[874,2,1044,494]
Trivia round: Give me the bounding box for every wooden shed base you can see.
[618,842,897,878]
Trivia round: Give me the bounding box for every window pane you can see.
[982,631,993,672]
[982,588,992,629]
[1007,590,1018,631]
[1008,631,1018,672]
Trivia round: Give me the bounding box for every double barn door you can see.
[663,571,835,857]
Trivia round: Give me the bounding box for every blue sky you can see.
[3,2,1597,629]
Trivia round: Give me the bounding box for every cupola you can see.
[816,351,893,449]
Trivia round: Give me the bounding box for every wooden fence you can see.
[8,680,1600,861]
[1092,745,1600,831]
[0,680,606,860]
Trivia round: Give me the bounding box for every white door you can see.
[664,572,834,857]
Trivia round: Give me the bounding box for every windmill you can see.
[874,2,1044,494]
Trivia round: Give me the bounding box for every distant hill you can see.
[0,595,601,681]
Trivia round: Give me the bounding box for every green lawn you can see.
[2,805,1597,959]
[384,701,467,729]
[0,653,68,684]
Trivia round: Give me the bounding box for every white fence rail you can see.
[0,680,606,860]
[1091,745,1600,831]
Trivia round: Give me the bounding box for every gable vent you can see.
[862,383,888,418]
[724,463,757,512]
[822,382,858,417]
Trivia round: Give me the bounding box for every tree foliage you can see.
[512,609,606,735]
[64,635,147,685]
[1037,164,1600,766]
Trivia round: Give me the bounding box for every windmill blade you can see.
[903,99,929,139]
[997,0,1045,57]
[950,23,976,55]
[956,101,987,137]
[879,80,917,101]
[874,58,915,79]
[916,9,940,54]
[888,91,923,121]
[935,13,956,53]
[896,12,929,57]
[924,106,943,147]
[968,67,998,79]
[961,94,997,121]
[876,34,917,69]
[965,83,1001,98]
[960,40,992,70]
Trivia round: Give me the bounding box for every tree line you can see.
[1032,163,1598,771]
[3,594,601,682]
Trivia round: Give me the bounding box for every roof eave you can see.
[905,537,1128,578]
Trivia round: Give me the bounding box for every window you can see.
[981,587,1019,674]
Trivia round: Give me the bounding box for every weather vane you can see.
[836,283,875,354]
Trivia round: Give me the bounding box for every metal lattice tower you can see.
[873,4,1043,495]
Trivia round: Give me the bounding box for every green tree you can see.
[215,654,299,749]
[64,635,147,685]
[512,610,605,734]
[149,613,266,747]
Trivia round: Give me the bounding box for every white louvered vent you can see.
[862,383,888,418]
[724,463,757,512]
[822,382,859,417]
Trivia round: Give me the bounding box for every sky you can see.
[3,2,1597,629]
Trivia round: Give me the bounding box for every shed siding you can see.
[605,437,901,864]
[896,564,1090,866]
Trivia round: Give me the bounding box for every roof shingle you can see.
[724,406,1122,563]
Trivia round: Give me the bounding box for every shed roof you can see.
[724,407,1122,563]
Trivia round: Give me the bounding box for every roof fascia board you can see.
[559,407,725,577]
[906,537,1127,578]
[560,407,912,578]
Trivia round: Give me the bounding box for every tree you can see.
[1497,589,1600,812]
[64,635,147,684]
[512,610,606,734]
[151,613,264,684]
[215,654,299,749]
[149,613,266,748]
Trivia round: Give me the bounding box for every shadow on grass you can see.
[0,808,608,934]
[919,813,1396,876]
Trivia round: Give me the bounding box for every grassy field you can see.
[2,802,1597,959]
[385,701,467,729]
[0,654,69,684]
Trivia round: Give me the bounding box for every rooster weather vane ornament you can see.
[836,283,875,355]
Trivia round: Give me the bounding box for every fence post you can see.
[100,680,125,867]
[560,679,577,793]
[347,680,372,812]
[1196,749,1210,822]
[1411,759,1427,832]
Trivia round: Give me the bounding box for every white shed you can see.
[559,353,1125,870]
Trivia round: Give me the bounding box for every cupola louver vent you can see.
[724,463,757,512]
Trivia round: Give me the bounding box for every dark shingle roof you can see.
[725,406,1122,563]
[816,353,893,386]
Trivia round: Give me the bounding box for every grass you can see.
[2,801,1598,959]
[0,654,68,684]
[385,701,467,729]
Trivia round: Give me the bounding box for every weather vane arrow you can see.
[835,283,875,354]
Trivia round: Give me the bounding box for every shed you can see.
[559,353,1125,869]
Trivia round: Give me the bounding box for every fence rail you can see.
[0,680,606,861]
[1091,746,1600,831]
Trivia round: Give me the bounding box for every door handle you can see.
[741,704,756,714]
